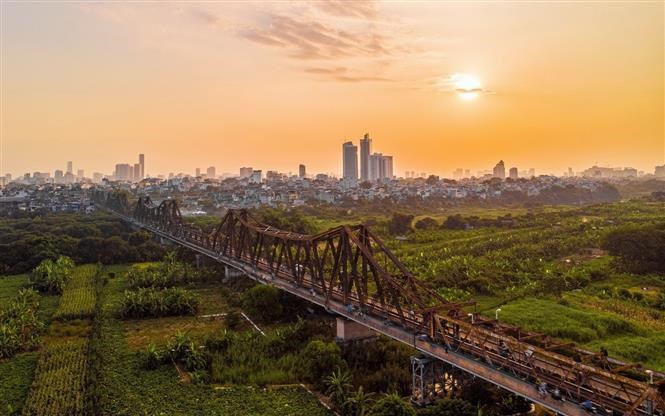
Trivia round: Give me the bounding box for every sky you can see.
[1,1,663,178]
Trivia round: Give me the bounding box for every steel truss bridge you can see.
[93,190,664,416]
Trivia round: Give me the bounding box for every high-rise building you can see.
[195,168,201,177]
[359,133,372,181]
[139,154,145,180]
[342,141,358,181]
[528,168,536,177]
[67,161,73,174]
[299,164,306,178]
[54,170,64,183]
[77,169,84,179]
[93,172,104,183]
[453,168,464,180]
[369,153,393,181]
[509,167,518,180]
[133,164,141,181]
[493,160,506,179]
[115,163,132,181]
[655,165,665,177]
[206,166,216,179]
[249,170,262,184]
[240,167,253,178]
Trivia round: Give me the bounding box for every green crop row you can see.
[21,339,88,416]
[53,265,98,321]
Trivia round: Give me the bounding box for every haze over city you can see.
[1,1,663,177]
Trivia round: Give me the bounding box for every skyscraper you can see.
[509,167,518,179]
[134,164,141,181]
[115,164,132,181]
[54,170,64,183]
[240,167,253,178]
[195,168,201,177]
[359,133,371,182]
[342,141,358,181]
[206,166,216,179]
[67,161,73,174]
[77,169,84,179]
[139,154,145,180]
[493,160,506,179]
[298,164,306,178]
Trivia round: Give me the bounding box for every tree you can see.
[325,367,353,410]
[344,386,375,416]
[602,223,665,273]
[417,398,475,416]
[369,393,416,416]
[414,217,438,230]
[300,340,346,389]
[241,285,283,322]
[425,175,439,185]
[388,213,414,235]
[442,214,465,230]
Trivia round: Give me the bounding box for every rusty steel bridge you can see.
[93,190,664,416]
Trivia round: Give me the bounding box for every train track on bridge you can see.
[92,190,664,416]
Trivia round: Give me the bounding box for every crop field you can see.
[52,264,97,320]
[21,339,89,416]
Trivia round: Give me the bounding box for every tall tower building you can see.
[134,164,141,181]
[342,141,358,181]
[67,161,73,174]
[493,160,506,179]
[298,164,306,178]
[509,167,518,180]
[206,166,216,179]
[139,154,145,179]
[359,133,372,182]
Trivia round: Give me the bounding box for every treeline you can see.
[0,213,165,274]
[603,222,665,274]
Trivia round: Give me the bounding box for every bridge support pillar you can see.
[223,266,243,282]
[335,317,376,342]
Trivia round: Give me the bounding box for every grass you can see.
[124,316,225,350]
[0,352,39,415]
[490,297,640,343]
[0,274,29,303]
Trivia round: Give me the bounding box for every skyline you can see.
[1,1,663,177]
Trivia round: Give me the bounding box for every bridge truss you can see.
[93,190,664,416]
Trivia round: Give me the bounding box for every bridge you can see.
[92,190,664,416]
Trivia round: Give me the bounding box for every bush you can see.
[299,340,346,390]
[119,288,200,319]
[414,217,438,230]
[369,393,416,416]
[30,256,75,294]
[225,310,241,329]
[388,213,414,235]
[0,288,43,359]
[241,285,283,323]
[139,344,165,370]
[417,398,475,416]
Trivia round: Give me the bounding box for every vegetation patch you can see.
[21,339,89,416]
[0,352,38,415]
[495,297,639,343]
[53,264,97,320]
[119,287,200,319]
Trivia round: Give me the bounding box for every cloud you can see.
[239,13,397,61]
[312,0,378,19]
[433,73,495,95]
[188,8,219,26]
[303,66,392,82]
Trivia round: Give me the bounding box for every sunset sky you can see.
[1,1,663,178]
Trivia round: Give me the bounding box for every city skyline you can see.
[1,2,663,178]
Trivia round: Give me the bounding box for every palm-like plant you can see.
[325,367,353,410]
[344,386,375,416]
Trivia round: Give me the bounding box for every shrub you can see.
[388,213,414,235]
[30,256,75,294]
[119,288,200,319]
[0,288,43,359]
[369,393,416,416]
[241,285,283,323]
[299,340,346,389]
[417,398,475,416]
[414,217,438,230]
[139,343,165,370]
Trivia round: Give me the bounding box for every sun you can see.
[451,73,482,101]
